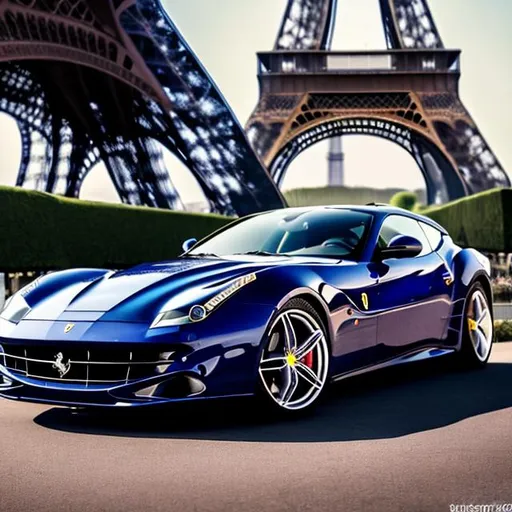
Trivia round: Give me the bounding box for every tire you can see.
[456,282,494,369]
[256,298,330,416]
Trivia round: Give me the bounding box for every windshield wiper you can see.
[182,252,220,258]
[234,250,290,257]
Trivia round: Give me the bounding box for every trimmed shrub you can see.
[494,320,512,342]
[423,188,512,252]
[390,191,417,211]
[285,186,426,207]
[0,186,232,271]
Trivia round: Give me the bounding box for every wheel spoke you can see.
[479,310,492,339]
[471,328,480,350]
[477,306,488,325]
[478,328,490,354]
[475,329,487,357]
[279,366,299,405]
[260,357,287,372]
[281,313,297,353]
[473,295,483,321]
[295,362,323,390]
[295,330,323,360]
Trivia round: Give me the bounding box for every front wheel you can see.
[257,298,330,414]
[457,283,494,368]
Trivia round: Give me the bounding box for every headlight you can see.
[150,273,257,329]
[203,273,256,312]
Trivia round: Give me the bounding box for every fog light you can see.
[189,305,206,322]
[135,384,159,397]
[135,376,206,399]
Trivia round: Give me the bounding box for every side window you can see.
[377,215,432,257]
[420,222,443,251]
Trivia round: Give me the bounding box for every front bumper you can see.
[0,368,249,408]
[0,304,275,408]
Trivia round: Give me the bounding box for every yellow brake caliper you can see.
[467,318,478,332]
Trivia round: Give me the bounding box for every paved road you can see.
[1,344,512,512]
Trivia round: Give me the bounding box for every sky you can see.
[0,0,510,205]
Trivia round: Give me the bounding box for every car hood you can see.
[24,256,341,323]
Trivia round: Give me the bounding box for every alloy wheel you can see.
[258,308,329,411]
[467,289,493,362]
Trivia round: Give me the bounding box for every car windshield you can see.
[187,208,373,260]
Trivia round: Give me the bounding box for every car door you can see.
[301,211,381,376]
[325,261,381,375]
[368,215,452,361]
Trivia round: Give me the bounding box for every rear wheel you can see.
[257,299,330,414]
[457,283,493,368]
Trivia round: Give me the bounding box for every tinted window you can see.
[420,222,443,251]
[188,208,373,260]
[377,215,431,257]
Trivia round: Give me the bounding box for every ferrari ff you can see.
[0,205,494,414]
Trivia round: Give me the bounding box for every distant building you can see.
[327,137,345,187]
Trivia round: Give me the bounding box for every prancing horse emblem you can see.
[361,293,369,310]
[64,323,74,334]
[52,352,71,378]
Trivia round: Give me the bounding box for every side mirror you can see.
[378,235,422,260]
[182,238,198,253]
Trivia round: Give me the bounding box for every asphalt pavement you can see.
[1,343,512,512]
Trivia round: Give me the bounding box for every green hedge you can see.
[2,183,511,271]
[422,188,512,253]
[285,186,426,207]
[495,320,512,342]
[0,186,232,271]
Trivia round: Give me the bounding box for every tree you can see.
[390,191,417,211]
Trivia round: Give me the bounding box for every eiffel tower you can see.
[247,0,510,204]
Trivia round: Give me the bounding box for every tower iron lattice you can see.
[247,0,509,204]
[0,0,285,216]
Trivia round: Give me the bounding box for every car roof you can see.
[278,204,449,235]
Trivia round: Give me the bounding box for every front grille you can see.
[0,344,175,387]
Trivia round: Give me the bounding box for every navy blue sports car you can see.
[0,205,493,414]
